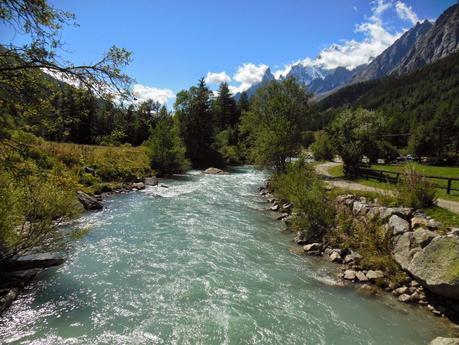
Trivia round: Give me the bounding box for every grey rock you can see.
[0,253,65,271]
[0,288,18,315]
[392,232,418,270]
[144,177,158,186]
[407,236,459,300]
[395,286,408,295]
[355,271,369,282]
[398,293,412,303]
[76,191,103,210]
[366,270,384,280]
[389,215,410,235]
[344,250,362,264]
[270,204,279,212]
[132,182,145,190]
[303,243,321,252]
[429,337,459,345]
[329,251,342,263]
[413,228,437,248]
[204,167,224,174]
[343,270,356,280]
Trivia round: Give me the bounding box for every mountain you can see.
[352,20,433,83]
[393,3,459,76]
[309,64,367,94]
[284,64,331,85]
[317,50,459,155]
[243,67,275,98]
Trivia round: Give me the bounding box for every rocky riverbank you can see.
[259,183,459,326]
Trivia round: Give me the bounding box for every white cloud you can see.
[132,84,175,104]
[204,71,231,84]
[273,64,292,79]
[232,63,269,92]
[306,0,400,69]
[395,1,419,25]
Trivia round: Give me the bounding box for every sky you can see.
[1,0,456,106]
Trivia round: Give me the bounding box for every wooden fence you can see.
[356,167,459,195]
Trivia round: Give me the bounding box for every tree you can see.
[146,107,190,175]
[175,78,221,166]
[311,132,334,161]
[328,108,385,175]
[213,82,238,132]
[0,0,133,99]
[240,77,313,173]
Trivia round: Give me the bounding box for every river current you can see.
[0,167,455,344]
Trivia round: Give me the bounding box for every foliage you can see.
[0,0,133,100]
[311,132,334,161]
[397,166,438,209]
[325,214,408,286]
[327,108,386,175]
[175,78,223,167]
[317,51,459,161]
[240,77,314,173]
[146,108,190,176]
[271,159,334,242]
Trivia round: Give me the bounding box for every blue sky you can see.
[2,0,456,105]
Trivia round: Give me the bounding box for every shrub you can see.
[397,166,437,209]
[311,133,334,161]
[271,159,334,241]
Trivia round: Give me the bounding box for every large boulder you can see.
[389,215,410,236]
[429,338,459,345]
[407,236,459,300]
[76,191,103,210]
[0,288,18,315]
[132,182,145,190]
[144,177,159,186]
[392,232,419,270]
[0,253,65,272]
[204,167,223,174]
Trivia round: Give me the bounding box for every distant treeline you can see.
[317,51,459,162]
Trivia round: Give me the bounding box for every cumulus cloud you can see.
[395,1,419,25]
[303,0,401,69]
[273,64,292,79]
[232,63,269,92]
[132,84,175,104]
[204,71,231,84]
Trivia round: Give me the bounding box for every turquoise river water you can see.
[0,167,457,344]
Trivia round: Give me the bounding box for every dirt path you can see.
[315,161,459,214]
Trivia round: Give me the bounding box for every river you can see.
[0,167,455,344]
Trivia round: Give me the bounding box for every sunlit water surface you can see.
[0,167,456,344]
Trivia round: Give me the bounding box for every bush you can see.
[311,133,334,161]
[397,166,437,209]
[271,159,334,241]
[146,116,190,176]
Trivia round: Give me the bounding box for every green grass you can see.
[325,162,459,202]
[423,206,459,228]
[327,164,344,177]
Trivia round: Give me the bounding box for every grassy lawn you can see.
[423,206,459,228]
[324,162,459,202]
[327,164,345,177]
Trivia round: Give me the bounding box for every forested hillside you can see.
[317,51,459,159]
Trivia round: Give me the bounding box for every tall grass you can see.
[271,159,334,242]
[397,165,437,209]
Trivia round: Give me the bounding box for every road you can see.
[315,161,459,214]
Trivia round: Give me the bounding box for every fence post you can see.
[379,170,383,182]
[447,179,452,195]
[395,173,400,184]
